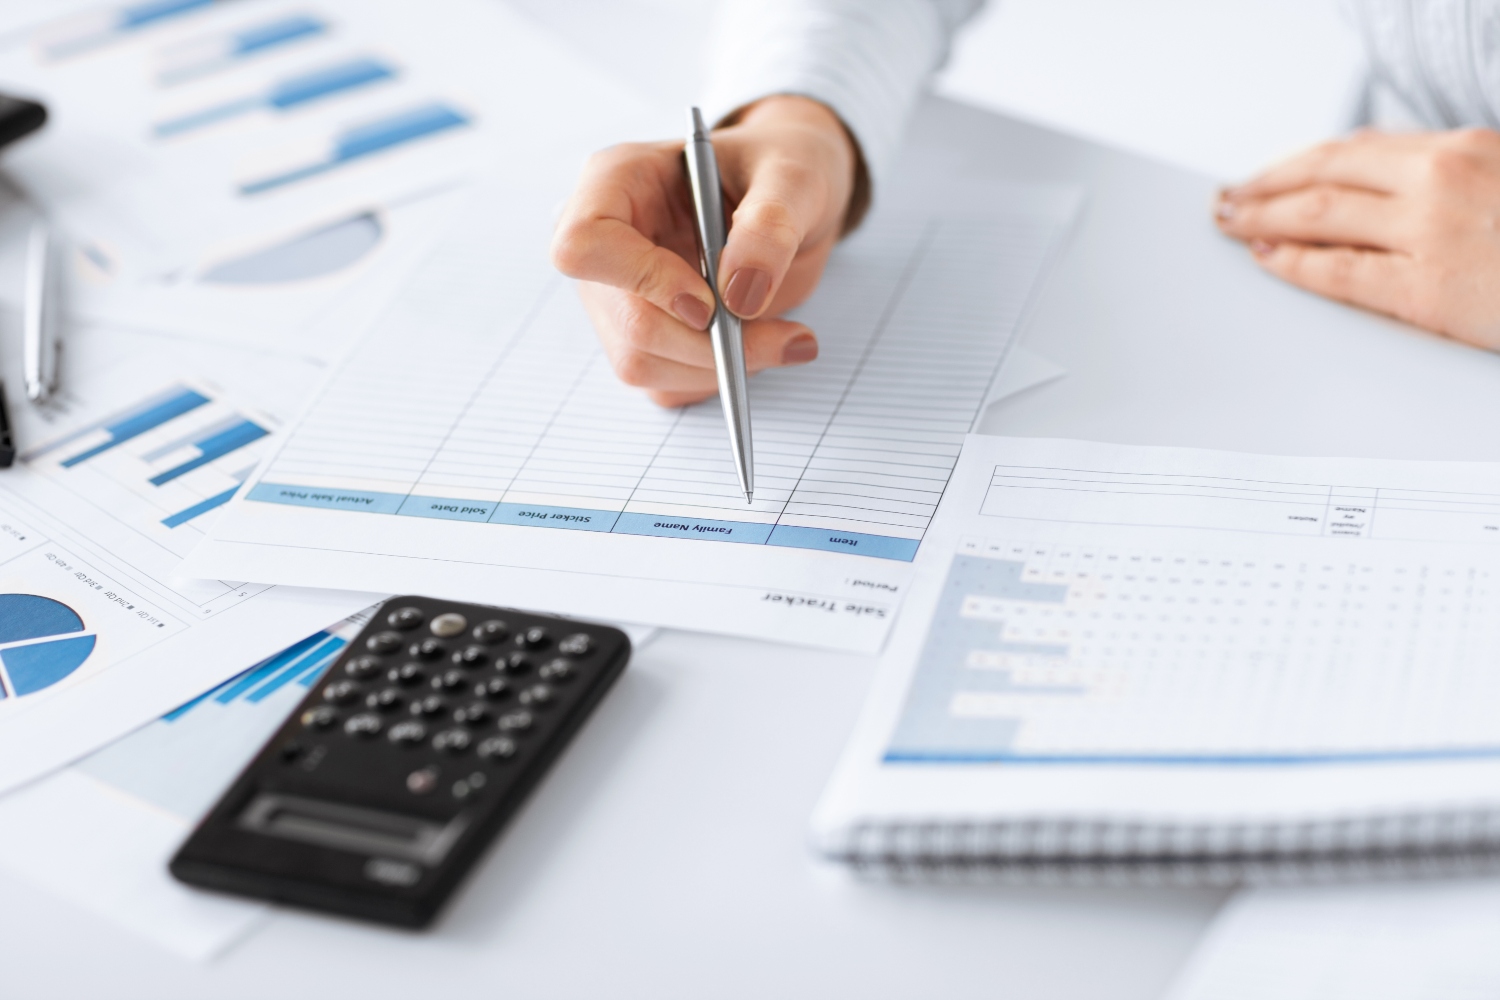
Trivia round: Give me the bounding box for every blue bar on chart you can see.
[239,102,471,195]
[148,417,268,484]
[161,485,240,528]
[155,57,398,136]
[51,386,211,468]
[159,14,330,84]
[44,0,224,60]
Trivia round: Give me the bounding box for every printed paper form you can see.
[186,181,1080,652]
[812,436,1500,850]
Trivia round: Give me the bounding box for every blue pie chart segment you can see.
[0,594,84,644]
[3,634,96,695]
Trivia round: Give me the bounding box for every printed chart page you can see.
[0,322,371,794]
[186,179,1080,652]
[813,435,1500,850]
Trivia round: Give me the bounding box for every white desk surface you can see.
[3,81,1499,1000]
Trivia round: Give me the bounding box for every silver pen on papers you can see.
[684,106,754,503]
[23,218,56,403]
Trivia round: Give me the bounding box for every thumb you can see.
[716,160,821,320]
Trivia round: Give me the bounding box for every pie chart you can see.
[0,595,96,699]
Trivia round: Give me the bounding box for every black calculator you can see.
[170,597,631,928]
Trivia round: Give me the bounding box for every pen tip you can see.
[745,490,754,504]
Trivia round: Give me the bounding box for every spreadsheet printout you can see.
[813,436,1500,846]
[187,180,1079,651]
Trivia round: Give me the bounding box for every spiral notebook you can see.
[811,435,1500,881]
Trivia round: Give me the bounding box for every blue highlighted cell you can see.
[398,495,498,523]
[767,525,918,561]
[488,503,618,532]
[613,512,773,544]
[248,482,405,515]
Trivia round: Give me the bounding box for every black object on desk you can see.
[171,596,631,927]
[0,93,47,467]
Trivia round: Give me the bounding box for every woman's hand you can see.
[1215,128,1500,350]
[551,95,859,407]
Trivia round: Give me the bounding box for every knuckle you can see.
[1424,145,1480,185]
[611,349,654,388]
[549,225,589,276]
[613,295,658,350]
[1295,187,1336,223]
[735,197,802,253]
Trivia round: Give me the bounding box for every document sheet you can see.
[0,321,370,793]
[814,435,1500,853]
[186,180,1080,652]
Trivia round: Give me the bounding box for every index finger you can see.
[551,143,716,331]
[1227,131,1438,201]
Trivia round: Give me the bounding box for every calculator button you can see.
[388,720,427,745]
[452,645,488,667]
[431,668,467,691]
[344,655,382,680]
[537,658,574,683]
[280,741,303,762]
[453,702,490,725]
[344,713,383,737]
[518,684,553,708]
[366,687,404,712]
[500,652,532,674]
[558,633,592,656]
[406,767,439,795]
[515,626,550,649]
[409,638,446,660]
[497,710,533,733]
[387,606,425,631]
[476,736,518,760]
[409,694,446,717]
[473,677,510,701]
[322,680,361,705]
[365,631,404,654]
[301,706,338,729]
[432,729,471,754]
[472,619,509,644]
[429,612,468,637]
[388,662,426,686]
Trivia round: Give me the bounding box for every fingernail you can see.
[724,268,771,317]
[673,293,712,330]
[781,333,818,365]
[1250,238,1276,257]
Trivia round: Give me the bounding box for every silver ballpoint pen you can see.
[684,107,754,503]
[23,218,56,403]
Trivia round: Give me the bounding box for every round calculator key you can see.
[344,713,383,738]
[452,645,488,667]
[387,606,425,631]
[432,728,471,754]
[497,709,533,733]
[322,680,361,705]
[409,638,446,660]
[500,651,532,674]
[388,662,426,686]
[467,771,487,788]
[515,626,550,649]
[518,683,553,708]
[344,655,382,680]
[429,612,468,637]
[406,767,439,794]
[473,677,510,701]
[279,741,303,762]
[431,668,467,691]
[365,631,404,654]
[301,706,338,729]
[387,720,427,745]
[537,658,574,683]
[409,694,446,717]
[453,702,490,725]
[366,687,403,712]
[558,633,592,656]
[476,736,518,760]
[471,619,509,644]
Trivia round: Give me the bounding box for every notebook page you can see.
[813,435,1500,852]
[186,180,1079,652]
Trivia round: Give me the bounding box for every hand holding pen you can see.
[550,95,858,408]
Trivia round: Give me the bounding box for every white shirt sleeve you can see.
[700,0,985,187]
